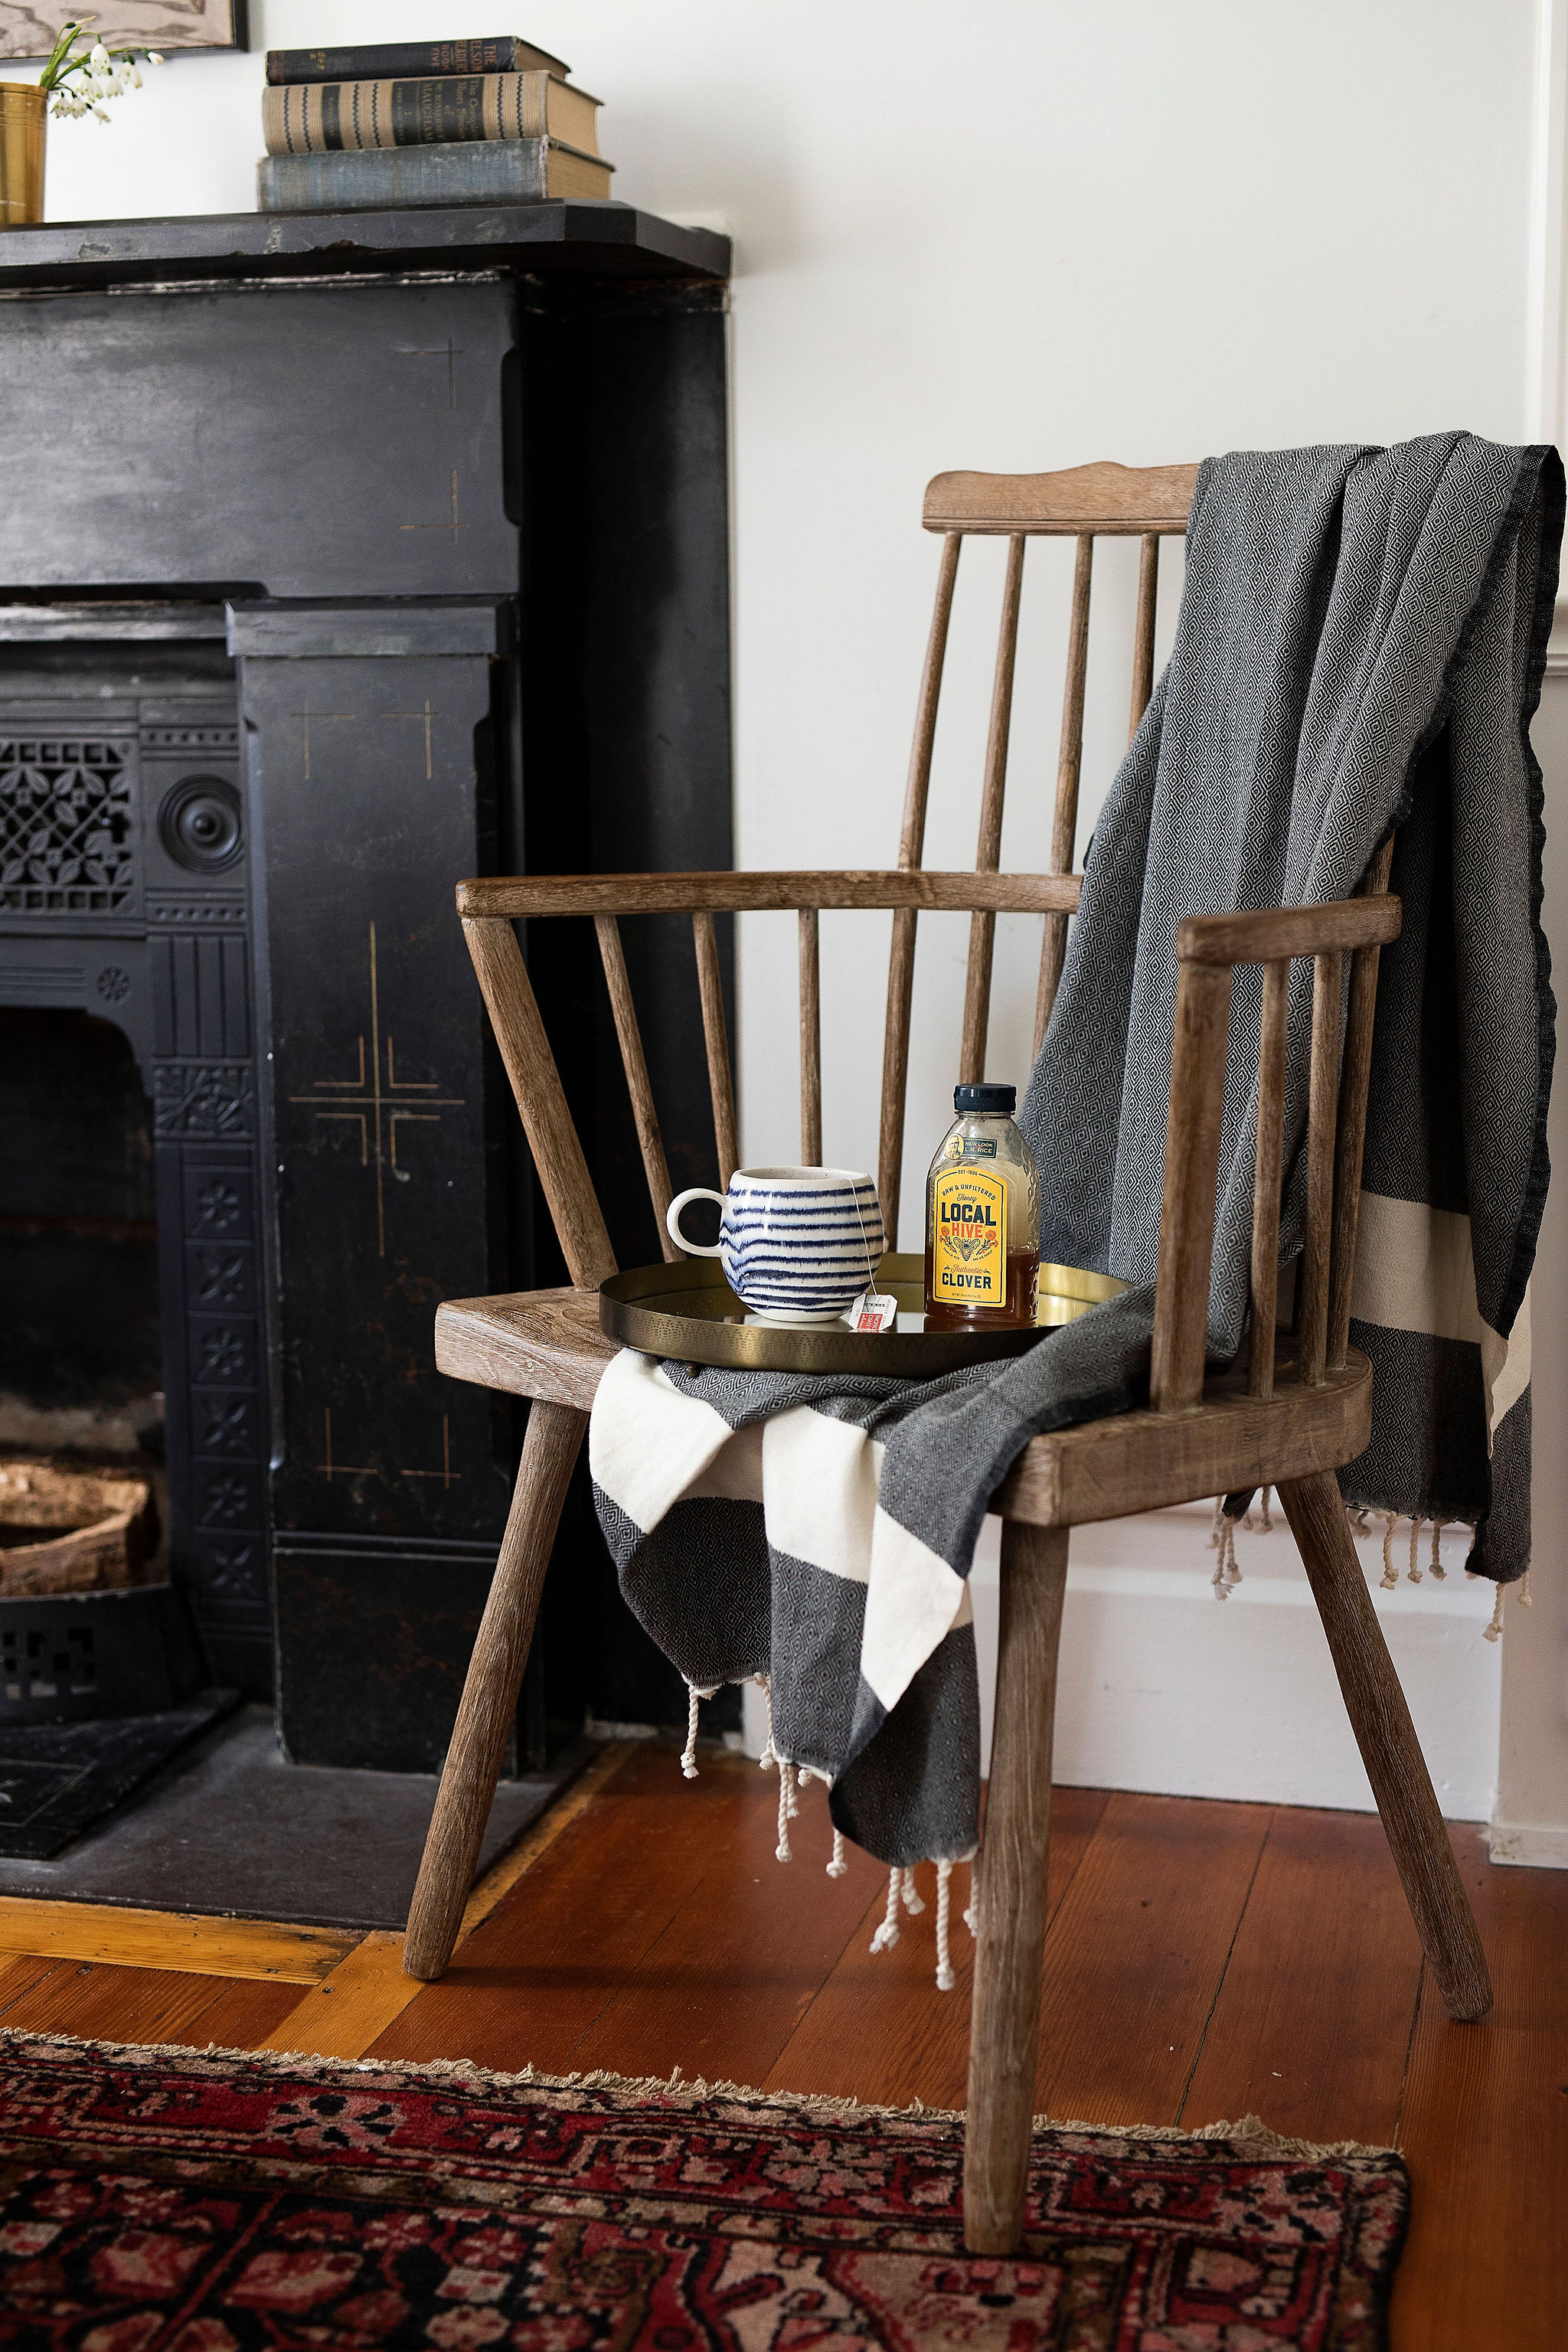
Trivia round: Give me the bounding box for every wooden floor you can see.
[0,1740,1560,2350]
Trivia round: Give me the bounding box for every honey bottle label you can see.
[931,1164,1008,1305]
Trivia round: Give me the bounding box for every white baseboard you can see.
[1487,1819,1568,1867]
[971,1502,1502,1820]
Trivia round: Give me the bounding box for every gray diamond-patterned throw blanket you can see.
[591,434,1562,1893]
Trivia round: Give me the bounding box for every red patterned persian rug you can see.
[0,2031,1407,2349]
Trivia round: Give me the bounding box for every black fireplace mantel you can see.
[0,200,729,294]
[0,203,733,1772]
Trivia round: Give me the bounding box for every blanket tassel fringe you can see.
[679,1682,720,1780]
[864,1856,972,1990]
[1210,1499,1526,1641]
[680,1691,986,1992]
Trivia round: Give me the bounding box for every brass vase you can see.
[0,83,46,227]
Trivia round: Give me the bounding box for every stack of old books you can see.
[257,33,612,214]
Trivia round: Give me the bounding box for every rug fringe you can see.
[0,2027,1396,2161]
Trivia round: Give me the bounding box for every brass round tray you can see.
[599,1252,1127,1375]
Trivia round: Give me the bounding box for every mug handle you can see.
[666,1186,727,1258]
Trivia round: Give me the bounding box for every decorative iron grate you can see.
[0,737,136,913]
[0,1625,96,1704]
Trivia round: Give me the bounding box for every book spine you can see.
[257,139,554,213]
[265,40,526,87]
[263,75,560,157]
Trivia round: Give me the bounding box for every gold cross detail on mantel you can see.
[289,697,355,782]
[395,335,466,409]
[315,1406,462,1488]
[315,1406,376,1482]
[400,469,468,541]
[380,698,440,780]
[400,1414,461,1488]
[286,920,465,1256]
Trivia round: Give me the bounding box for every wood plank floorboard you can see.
[0,1953,68,2020]
[165,1974,312,2052]
[0,1958,302,2050]
[764,1785,1111,2109]
[1031,1788,1272,2126]
[1180,1803,1423,2147]
[566,1766,887,2086]
[368,1743,762,2076]
[1391,1824,1568,2352]
[0,1898,353,1982]
[261,1931,416,2061]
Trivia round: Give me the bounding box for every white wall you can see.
[1494,652,1568,1863]
[21,0,1561,1832]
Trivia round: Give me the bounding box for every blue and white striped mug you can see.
[666,1165,887,1325]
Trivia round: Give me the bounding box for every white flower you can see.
[47,37,158,123]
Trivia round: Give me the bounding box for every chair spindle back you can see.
[877,461,1200,1237]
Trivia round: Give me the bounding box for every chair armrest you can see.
[1176,895,1400,969]
[456,870,1081,919]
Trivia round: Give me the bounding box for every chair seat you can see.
[435,1287,1373,1530]
[436,1288,617,1410]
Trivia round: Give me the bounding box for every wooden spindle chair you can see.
[404,462,1491,2260]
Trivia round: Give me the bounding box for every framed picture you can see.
[0,2,247,58]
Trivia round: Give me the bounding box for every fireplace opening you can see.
[0,1006,164,1469]
[0,1000,219,1832]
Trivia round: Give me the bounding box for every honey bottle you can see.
[924,1082,1041,1331]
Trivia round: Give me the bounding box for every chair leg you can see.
[963,1520,1070,2256]
[1278,1469,1492,2020]
[403,1400,586,1981]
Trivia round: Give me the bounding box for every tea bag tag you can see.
[848,1288,897,1334]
